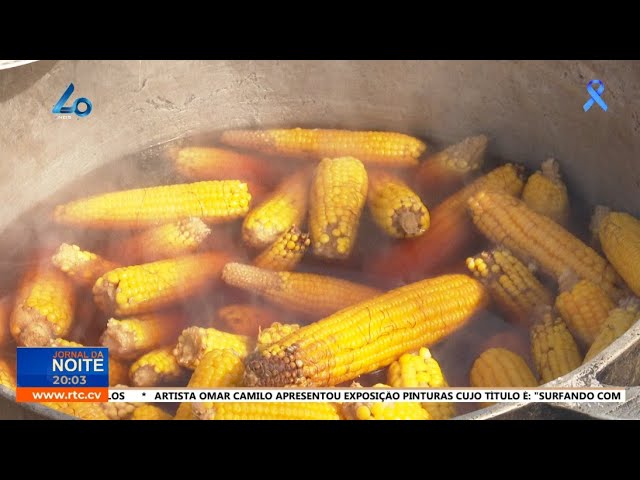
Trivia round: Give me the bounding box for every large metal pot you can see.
[1,60,639,419]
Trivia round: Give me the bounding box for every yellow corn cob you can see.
[252,225,310,271]
[0,294,12,348]
[50,338,131,386]
[222,263,382,317]
[530,306,581,384]
[584,297,640,362]
[52,243,120,287]
[466,248,553,327]
[54,180,251,229]
[244,274,488,387]
[100,313,186,360]
[242,168,311,249]
[592,207,640,297]
[414,134,488,203]
[118,218,212,263]
[309,157,368,259]
[367,170,430,239]
[220,128,426,167]
[132,404,172,420]
[555,270,615,345]
[470,348,538,389]
[468,191,622,300]
[339,383,430,420]
[130,346,186,387]
[256,322,301,351]
[216,304,279,337]
[93,251,233,316]
[387,347,455,420]
[521,159,570,225]
[10,265,76,346]
[175,349,245,420]
[173,326,252,370]
[43,402,110,420]
[202,401,341,420]
[0,356,16,389]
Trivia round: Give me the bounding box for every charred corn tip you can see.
[540,158,562,182]
[173,326,252,369]
[340,383,431,420]
[470,348,538,388]
[589,205,611,238]
[584,297,640,362]
[252,225,311,271]
[52,243,119,286]
[257,322,301,351]
[130,346,186,387]
[131,404,172,420]
[432,134,488,172]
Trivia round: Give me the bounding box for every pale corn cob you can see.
[118,218,212,263]
[93,251,233,316]
[173,326,252,370]
[244,274,488,387]
[387,348,455,420]
[368,164,525,281]
[367,170,430,238]
[221,128,426,167]
[466,248,553,327]
[309,157,368,259]
[102,400,137,420]
[584,297,640,362]
[0,295,12,347]
[414,134,488,203]
[468,191,622,300]
[54,180,251,229]
[175,349,245,420]
[592,207,640,297]
[50,338,130,386]
[130,346,187,387]
[0,356,16,389]
[521,159,570,225]
[530,306,581,384]
[202,401,342,420]
[216,304,279,337]
[52,243,120,287]
[256,322,301,351]
[132,404,172,420]
[470,348,538,388]
[242,168,311,249]
[252,225,310,271]
[10,265,76,346]
[222,263,381,317]
[100,313,186,360]
[43,402,110,420]
[339,383,430,420]
[555,270,615,345]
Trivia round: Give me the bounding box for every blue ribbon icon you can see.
[583,80,608,112]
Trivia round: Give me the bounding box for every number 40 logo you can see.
[52,83,93,118]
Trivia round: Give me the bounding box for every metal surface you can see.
[1,60,639,419]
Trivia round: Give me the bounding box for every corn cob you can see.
[367,170,430,239]
[202,401,342,420]
[367,164,524,282]
[521,159,570,225]
[93,251,233,316]
[175,349,245,420]
[173,326,252,370]
[592,207,640,297]
[50,338,131,386]
[173,146,282,186]
[387,348,455,420]
[54,180,251,229]
[118,218,212,263]
[221,128,426,167]
[555,270,615,345]
[0,294,12,347]
[10,265,76,346]
[242,168,311,249]
[468,191,622,300]
[482,330,532,365]
[130,346,187,387]
[256,322,301,351]
[100,313,186,360]
[216,304,279,337]
[0,356,16,389]
[584,297,640,362]
[222,263,381,317]
[414,134,488,203]
[132,404,172,420]
[470,348,538,389]
[102,399,137,420]
[466,248,553,327]
[43,402,110,420]
[340,383,430,420]
[530,306,581,384]
[309,157,368,259]
[252,225,310,271]
[52,243,119,287]
[244,274,488,387]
